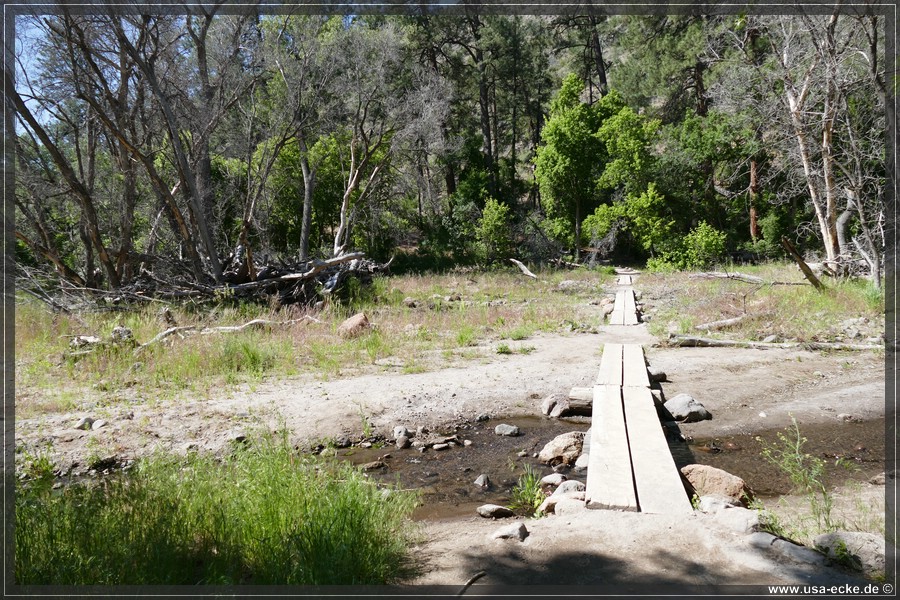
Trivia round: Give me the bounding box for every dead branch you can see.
[223,252,366,292]
[691,271,766,284]
[509,258,538,279]
[199,316,321,334]
[693,315,750,331]
[134,326,198,354]
[667,334,881,351]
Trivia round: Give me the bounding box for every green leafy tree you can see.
[534,74,605,259]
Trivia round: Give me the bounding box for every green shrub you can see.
[476,197,512,264]
[682,221,727,269]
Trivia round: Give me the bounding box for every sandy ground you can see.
[13,293,889,589]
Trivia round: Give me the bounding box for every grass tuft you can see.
[15,431,420,585]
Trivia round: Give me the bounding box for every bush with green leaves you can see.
[476,197,512,264]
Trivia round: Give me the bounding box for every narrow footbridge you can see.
[584,269,692,515]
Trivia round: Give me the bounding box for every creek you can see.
[338,415,886,520]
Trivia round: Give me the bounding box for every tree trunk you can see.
[299,141,316,262]
[749,158,759,241]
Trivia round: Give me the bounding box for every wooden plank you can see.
[622,387,693,515]
[623,288,639,325]
[596,343,623,386]
[621,344,650,388]
[585,385,638,511]
[617,275,633,286]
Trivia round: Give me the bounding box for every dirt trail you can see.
[13,270,887,588]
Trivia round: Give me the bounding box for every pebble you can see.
[474,474,491,488]
[91,419,107,431]
[463,439,473,447]
[432,443,450,451]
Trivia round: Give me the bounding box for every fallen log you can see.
[691,271,765,284]
[509,258,538,279]
[694,315,750,331]
[781,237,827,292]
[222,252,366,292]
[667,334,882,351]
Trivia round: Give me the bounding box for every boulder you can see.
[814,531,885,576]
[477,504,515,519]
[712,506,762,534]
[492,522,529,541]
[538,491,585,515]
[540,393,566,416]
[494,424,520,437]
[538,432,584,466]
[553,495,586,516]
[697,494,741,514]
[665,393,712,423]
[337,312,371,339]
[681,464,752,506]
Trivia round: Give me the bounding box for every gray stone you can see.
[463,439,473,447]
[476,414,490,422]
[393,425,410,439]
[91,419,107,431]
[395,436,411,449]
[552,479,586,497]
[553,495,586,516]
[540,473,567,487]
[492,522,528,541]
[111,326,134,344]
[334,434,353,448]
[74,417,94,430]
[474,474,491,488]
[713,506,761,534]
[697,494,741,514]
[647,367,667,383]
[494,424,520,437]
[402,297,417,308]
[762,335,778,343]
[477,504,515,519]
[772,539,826,566]
[538,431,585,465]
[361,460,386,471]
[572,453,589,473]
[814,531,885,576]
[432,443,450,451]
[541,393,566,416]
[665,394,712,422]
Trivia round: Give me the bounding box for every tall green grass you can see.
[16,433,420,585]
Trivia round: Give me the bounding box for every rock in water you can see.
[680,464,752,505]
[337,312,371,339]
[538,432,584,465]
[494,424,520,437]
[474,474,491,488]
[477,504,515,519]
[540,473,567,487]
[665,393,712,422]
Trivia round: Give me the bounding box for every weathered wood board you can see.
[585,385,638,511]
[596,343,623,386]
[622,386,693,514]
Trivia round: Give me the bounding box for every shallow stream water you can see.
[338,415,886,520]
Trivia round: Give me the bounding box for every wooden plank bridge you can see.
[585,343,692,514]
[584,268,692,515]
